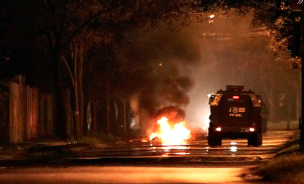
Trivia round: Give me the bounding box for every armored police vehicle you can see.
[208,85,262,146]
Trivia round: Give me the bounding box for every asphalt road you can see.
[63,130,293,163]
[0,130,296,184]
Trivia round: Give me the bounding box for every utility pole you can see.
[300,5,304,154]
[289,0,303,153]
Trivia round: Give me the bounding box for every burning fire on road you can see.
[149,107,191,145]
[150,117,191,145]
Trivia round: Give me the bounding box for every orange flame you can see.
[150,117,191,145]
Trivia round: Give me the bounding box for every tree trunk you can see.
[295,76,302,119]
[73,41,85,139]
[52,51,67,140]
[106,73,110,134]
[46,93,55,137]
[64,88,74,140]
[268,83,275,122]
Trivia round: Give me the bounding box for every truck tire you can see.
[208,130,222,146]
[248,132,262,146]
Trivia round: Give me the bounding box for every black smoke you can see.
[114,26,201,126]
[154,106,186,123]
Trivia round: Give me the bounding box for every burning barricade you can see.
[149,106,191,145]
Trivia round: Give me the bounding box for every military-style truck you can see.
[208,85,263,146]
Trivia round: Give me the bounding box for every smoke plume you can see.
[115,26,201,133]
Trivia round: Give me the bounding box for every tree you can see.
[1,0,299,140]
[0,0,200,140]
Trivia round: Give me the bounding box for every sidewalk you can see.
[0,141,97,162]
[267,120,299,130]
[242,130,303,183]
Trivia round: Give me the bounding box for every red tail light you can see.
[232,96,240,99]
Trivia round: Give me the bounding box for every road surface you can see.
[0,130,296,184]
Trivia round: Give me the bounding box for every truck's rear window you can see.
[227,96,247,102]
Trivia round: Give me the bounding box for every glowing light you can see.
[176,152,190,155]
[207,94,211,97]
[215,127,221,132]
[249,128,255,132]
[230,142,237,145]
[205,116,210,125]
[232,96,240,100]
[202,126,207,131]
[209,14,215,18]
[230,146,237,152]
[149,117,191,145]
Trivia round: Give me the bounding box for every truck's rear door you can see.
[218,93,251,128]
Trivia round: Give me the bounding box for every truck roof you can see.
[210,85,261,107]
[226,85,244,92]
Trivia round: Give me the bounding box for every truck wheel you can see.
[208,137,221,146]
[208,131,222,146]
[248,132,262,146]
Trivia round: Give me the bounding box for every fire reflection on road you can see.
[230,142,238,152]
[230,146,237,152]
[153,146,191,156]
